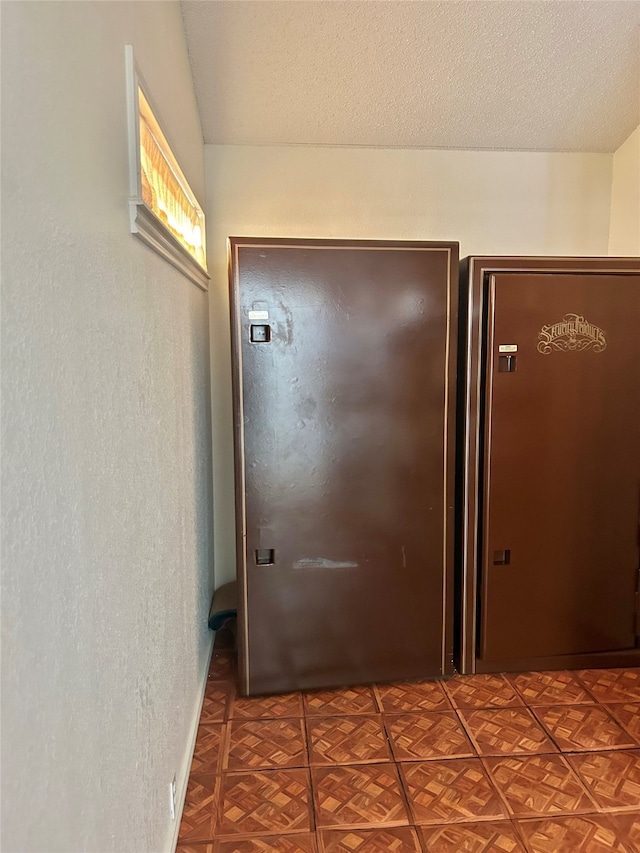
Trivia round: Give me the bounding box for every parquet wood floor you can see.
[178,630,640,852]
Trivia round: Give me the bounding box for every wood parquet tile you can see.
[444,675,523,710]
[304,686,378,717]
[191,724,226,775]
[385,711,475,761]
[312,763,410,829]
[178,773,218,843]
[215,769,313,839]
[224,718,307,770]
[516,814,633,852]
[419,821,528,852]
[307,714,391,765]
[400,758,509,825]
[318,826,422,852]
[566,749,640,811]
[534,704,637,752]
[604,703,640,744]
[483,754,596,818]
[609,812,640,851]
[459,708,557,756]
[200,685,231,725]
[179,657,640,849]
[374,681,452,714]
[213,833,318,852]
[507,671,595,706]
[578,669,640,704]
[231,692,304,720]
[208,652,237,684]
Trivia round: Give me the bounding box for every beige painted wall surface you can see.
[1,3,212,851]
[205,143,613,586]
[609,124,640,254]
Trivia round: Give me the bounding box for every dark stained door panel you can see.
[230,238,459,695]
[460,257,640,674]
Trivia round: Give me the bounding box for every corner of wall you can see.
[608,125,640,255]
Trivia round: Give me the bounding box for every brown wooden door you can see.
[230,238,458,695]
[480,272,640,662]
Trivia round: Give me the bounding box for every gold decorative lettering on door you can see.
[537,314,607,354]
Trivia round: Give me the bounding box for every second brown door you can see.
[480,271,640,664]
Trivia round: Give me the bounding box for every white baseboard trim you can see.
[169,631,216,852]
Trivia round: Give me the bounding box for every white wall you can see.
[205,144,613,586]
[1,3,213,851]
[609,125,640,255]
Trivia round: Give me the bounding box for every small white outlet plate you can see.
[169,775,177,821]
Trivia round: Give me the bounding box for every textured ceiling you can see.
[181,0,640,153]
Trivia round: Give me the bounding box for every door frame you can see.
[458,256,640,675]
